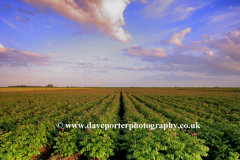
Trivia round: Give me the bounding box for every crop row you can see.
[0,89,121,159]
[121,91,209,160]
[0,88,240,160]
[127,89,240,159]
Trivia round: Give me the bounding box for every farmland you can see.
[0,87,91,92]
[0,88,240,160]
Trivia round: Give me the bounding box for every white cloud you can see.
[0,43,7,53]
[23,0,133,43]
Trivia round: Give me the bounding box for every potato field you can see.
[0,88,240,160]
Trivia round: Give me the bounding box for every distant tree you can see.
[46,84,53,87]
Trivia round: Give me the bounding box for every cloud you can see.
[142,73,206,81]
[82,76,97,79]
[50,60,72,64]
[0,43,50,67]
[69,65,103,69]
[161,28,192,47]
[15,15,31,23]
[22,0,133,43]
[47,52,62,57]
[0,43,7,53]
[124,44,166,58]
[115,66,154,71]
[25,68,44,72]
[130,0,149,3]
[208,6,240,24]
[173,2,209,21]
[48,70,57,74]
[203,30,240,61]
[50,60,91,65]
[122,28,240,76]
[2,18,23,32]
[94,55,108,60]
[201,34,209,39]
[205,6,240,30]
[97,70,108,73]
[138,0,149,3]
[17,8,37,15]
[144,0,174,18]
[143,0,209,21]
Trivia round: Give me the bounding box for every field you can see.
[0,87,91,92]
[0,88,240,160]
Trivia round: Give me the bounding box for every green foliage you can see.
[227,152,240,160]
[0,88,240,159]
[121,91,209,160]
[53,129,81,157]
[79,129,120,160]
[0,123,49,159]
[122,128,209,160]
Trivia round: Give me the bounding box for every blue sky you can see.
[0,0,240,87]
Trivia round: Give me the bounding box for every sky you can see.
[0,0,240,87]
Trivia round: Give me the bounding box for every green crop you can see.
[0,88,239,159]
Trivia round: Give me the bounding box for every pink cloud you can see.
[161,28,192,47]
[203,30,240,61]
[0,43,50,67]
[23,0,133,43]
[0,43,7,53]
[124,44,167,57]
[122,28,240,76]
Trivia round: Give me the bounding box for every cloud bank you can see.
[123,28,240,76]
